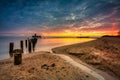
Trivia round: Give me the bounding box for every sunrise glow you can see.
[0,0,119,37]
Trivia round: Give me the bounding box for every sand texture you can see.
[52,36,120,79]
[0,52,97,80]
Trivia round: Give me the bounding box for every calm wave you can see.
[0,36,94,60]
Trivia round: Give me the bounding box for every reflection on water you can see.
[35,38,95,52]
[0,37,94,60]
[0,36,26,60]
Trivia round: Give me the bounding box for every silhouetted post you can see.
[28,39,32,53]
[13,49,22,65]
[25,40,28,48]
[31,38,38,52]
[9,42,14,57]
[20,40,24,53]
[32,33,37,38]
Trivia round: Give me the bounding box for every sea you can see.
[0,36,94,60]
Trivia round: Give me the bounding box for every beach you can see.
[0,36,119,80]
[1,0,119,79]
[0,51,99,80]
[52,36,120,80]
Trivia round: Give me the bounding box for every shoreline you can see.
[52,36,120,80]
[0,36,119,80]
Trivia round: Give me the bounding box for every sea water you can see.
[0,36,94,60]
[0,36,27,60]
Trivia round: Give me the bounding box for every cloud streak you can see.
[0,0,120,36]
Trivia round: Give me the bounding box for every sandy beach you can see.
[52,36,120,80]
[0,51,99,80]
[0,36,119,80]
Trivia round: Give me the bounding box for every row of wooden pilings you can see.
[9,37,38,65]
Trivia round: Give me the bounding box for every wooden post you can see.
[28,40,32,53]
[25,40,28,48]
[13,49,22,65]
[20,40,24,53]
[31,38,38,52]
[9,42,14,57]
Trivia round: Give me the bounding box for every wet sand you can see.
[52,36,120,80]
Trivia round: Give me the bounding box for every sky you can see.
[0,0,120,36]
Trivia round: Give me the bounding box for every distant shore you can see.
[52,36,120,79]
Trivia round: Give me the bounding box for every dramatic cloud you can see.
[0,0,120,36]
